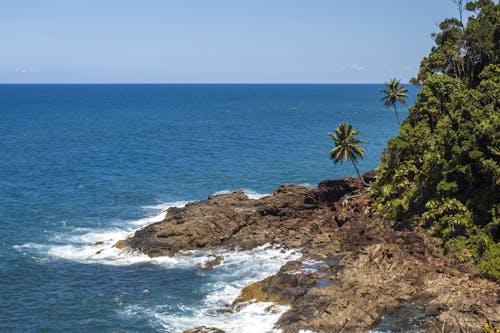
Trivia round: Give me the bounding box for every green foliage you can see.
[372,0,500,280]
[328,122,366,180]
[478,242,500,280]
[380,79,409,126]
[445,233,500,279]
[413,0,499,87]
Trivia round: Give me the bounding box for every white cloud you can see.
[338,64,368,72]
[351,64,367,71]
[13,67,36,74]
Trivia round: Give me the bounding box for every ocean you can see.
[0,84,416,332]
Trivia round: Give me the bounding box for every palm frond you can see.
[328,122,366,167]
[380,78,409,124]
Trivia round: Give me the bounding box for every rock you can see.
[304,178,358,208]
[120,175,499,333]
[113,240,127,249]
[94,241,104,246]
[125,183,325,257]
[233,281,289,306]
[265,304,280,313]
[199,255,223,270]
[362,169,378,183]
[182,326,225,333]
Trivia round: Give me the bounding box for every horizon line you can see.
[0,82,411,85]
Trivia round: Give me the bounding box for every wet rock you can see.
[314,278,331,288]
[372,303,430,332]
[264,304,280,313]
[233,281,289,306]
[324,255,344,268]
[122,174,499,333]
[113,240,126,249]
[199,255,223,270]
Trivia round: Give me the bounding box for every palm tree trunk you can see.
[393,104,401,126]
[350,159,367,186]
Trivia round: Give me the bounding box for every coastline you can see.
[117,172,500,333]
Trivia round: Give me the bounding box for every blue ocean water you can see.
[0,84,416,332]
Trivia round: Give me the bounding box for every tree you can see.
[372,0,500,280]
[412,0,499,87]
[328,122,367,185]
[380,79,409,126]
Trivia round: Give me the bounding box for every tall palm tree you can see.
[380,78,408,126]
[328,122,366,185]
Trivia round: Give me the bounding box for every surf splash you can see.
[121,244,301,333]
[13,189,301,332]
[14,188,270,265]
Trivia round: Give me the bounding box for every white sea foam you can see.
[14,192,303,331]
[214,189,269,200]
[13,188,268,265]
[213,189,232,196]
[141,200,190,212]
[13,200,189,265]
[244,189,269,200]
[120,244,302,333]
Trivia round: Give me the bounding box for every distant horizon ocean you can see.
[0,82,411,84]
[0,84,417,332]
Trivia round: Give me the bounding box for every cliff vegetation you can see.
[372,0,499,280]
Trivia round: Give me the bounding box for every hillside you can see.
[372,0,499,280]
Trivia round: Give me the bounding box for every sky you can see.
[0,1,469,83]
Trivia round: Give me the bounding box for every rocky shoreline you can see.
[119,172,499,333]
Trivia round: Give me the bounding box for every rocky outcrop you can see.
[123,171,500,332]
[304,178,358,208]
[126,183,330,256]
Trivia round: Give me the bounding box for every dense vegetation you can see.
[372,0,499,279]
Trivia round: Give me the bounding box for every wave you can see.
[13,190,302,332]
[13,200,189,265]
[119,244,301,333]
[141,200,190,212]
[213,188,269,200]
[13,189,267,265]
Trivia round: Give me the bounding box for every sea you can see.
[0,84,417,333]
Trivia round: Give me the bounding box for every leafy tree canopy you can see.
[411,0,499,87]
[373,0,499,280]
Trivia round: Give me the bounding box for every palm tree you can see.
[328,122,366,185]
[380,78,408,126]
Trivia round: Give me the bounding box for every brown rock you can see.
[113,240,126,249]
[125,184,326,257]
[233,281,288,305]
[199,255,223,270]
[119,175,499,333]
[182,326,225,333]
[304,178,358,208]
[362,169,378,183]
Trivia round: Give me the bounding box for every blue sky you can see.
[1,1,467,83]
